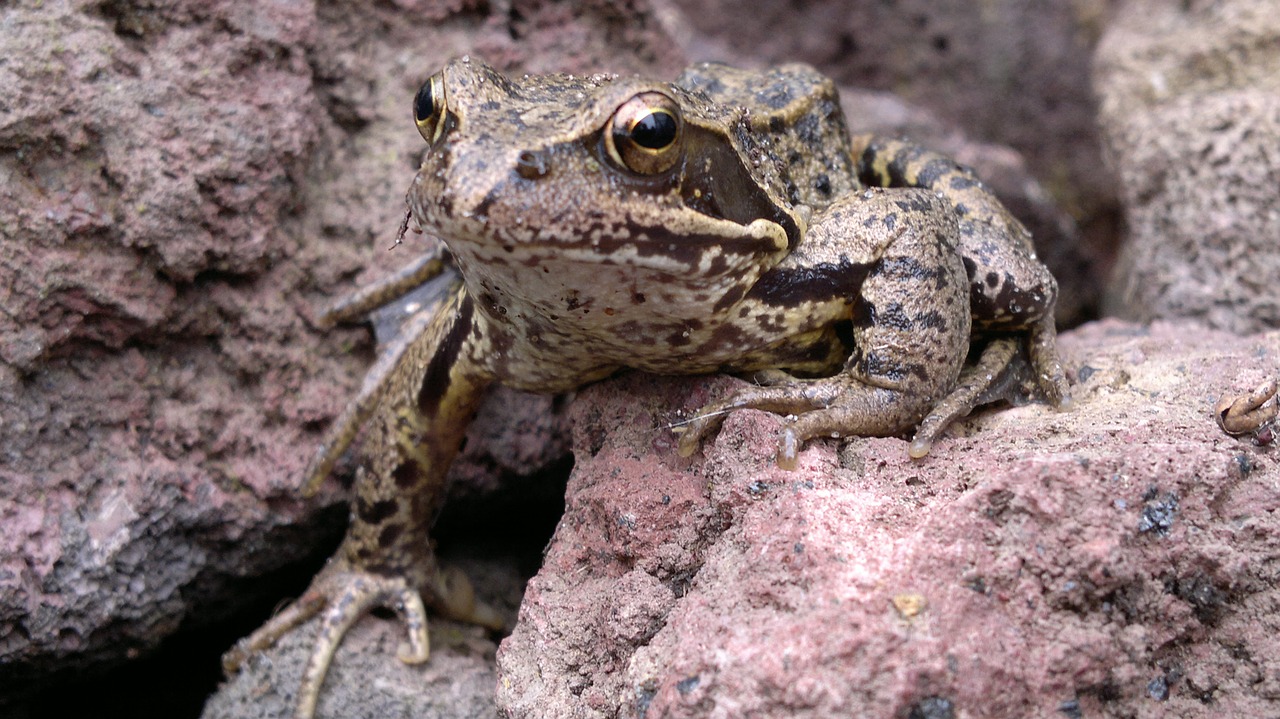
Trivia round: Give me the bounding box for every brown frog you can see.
[225,57,1069,717]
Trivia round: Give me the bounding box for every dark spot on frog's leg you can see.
[378,523,404,548]
[986,272,1000,288]
[893,195,938,215]
[949,174,977,191]
[814,173,832,196]
[861,350,909,383]
[886,158,909,188]
[912,158,959,188]
[883,212,897,232]
[769,116,785,133]
[875,302,913,331]
[392,460,423,490]
[879,255,948,285]
[357,496,398,525]
[667,329,692,347]
[914,309,948,331]
[416,294,475,416]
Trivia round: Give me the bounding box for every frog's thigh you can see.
[961,215,1058,332]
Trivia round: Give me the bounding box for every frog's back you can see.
[677,62,861,212]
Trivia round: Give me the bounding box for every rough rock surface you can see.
[497,320,1280,718]
[1095,0,1280,333]
[202,321,1280,718]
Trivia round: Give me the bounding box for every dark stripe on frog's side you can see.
[745,258,875,307]
[416,292,475,417]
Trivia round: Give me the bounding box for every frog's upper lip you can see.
[426,210,791,274]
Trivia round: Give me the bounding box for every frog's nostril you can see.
[515,150,550,179]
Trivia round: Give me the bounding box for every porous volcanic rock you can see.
[1095,0,1280,332]
[496,320,1280,718]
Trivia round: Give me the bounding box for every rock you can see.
[1095,0,1280,333]
[497,320,1280,718]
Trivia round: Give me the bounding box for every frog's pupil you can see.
[414,82,435,122]
[630,110,677,149]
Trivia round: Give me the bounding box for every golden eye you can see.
[413,74,447,144]
[604,92,682,175]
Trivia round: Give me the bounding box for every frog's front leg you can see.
[224,285,500,719]
[679,188,970,468]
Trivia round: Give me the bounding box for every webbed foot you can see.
[677,375,908,470]
[678,331,1072,466]
[223,563,503,719]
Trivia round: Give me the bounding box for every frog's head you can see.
[407,58,805,300]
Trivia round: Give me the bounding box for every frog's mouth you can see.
[569,213,793,277]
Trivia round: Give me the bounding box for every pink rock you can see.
[496,320,1280,718]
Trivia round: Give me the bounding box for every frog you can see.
[223,57,1069,718]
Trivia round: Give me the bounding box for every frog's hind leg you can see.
[909,337,1021,458]
[679,188,972,468]
[225,286,502,719]
[855,135,1070,407]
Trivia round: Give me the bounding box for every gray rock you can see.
[1096,0,1280,332]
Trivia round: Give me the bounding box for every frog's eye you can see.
[414,74,447,144]
[605,92,683,175]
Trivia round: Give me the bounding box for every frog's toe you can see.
[429,565,505,631]
[295,570,430,719]
[676,383,839,457]
[1029,316,1071,408]
[223,567,431,719]
[772,386,905,469]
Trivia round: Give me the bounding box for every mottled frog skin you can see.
[226,57,1069,717]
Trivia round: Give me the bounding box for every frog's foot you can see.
[1029,315,1072,410]
[909,338,1021,458]
[677,376,918,470]
[223,564,503,719]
